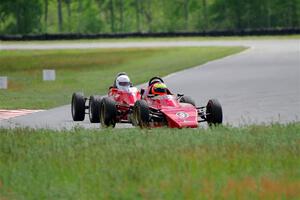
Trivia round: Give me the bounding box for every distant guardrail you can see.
[1,28,299,41]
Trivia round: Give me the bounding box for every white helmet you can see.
[116,75,131,91]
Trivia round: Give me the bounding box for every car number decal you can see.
[176,112,189,119]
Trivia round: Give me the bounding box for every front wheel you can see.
[89,95,102,123]
[100,97,117,128]
[133,100,150,128]
[206,99,223,126]
[71,92,85,121]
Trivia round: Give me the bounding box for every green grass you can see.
[0,123,299,199]
[1,35,299,44]
[0,46,245,109]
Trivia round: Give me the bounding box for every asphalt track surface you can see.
[0,40,299,129]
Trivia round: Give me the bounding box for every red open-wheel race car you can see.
[132,77,223,128]
[71,72,141,127]
[71,74,222,128]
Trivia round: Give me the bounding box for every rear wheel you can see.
[100,97,117,128]
[133,100,150,128]
[180,96,196,106]
[71,92,85,121]
[89,95,102,123]
[206,99,223,126]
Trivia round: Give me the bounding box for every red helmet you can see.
[151,83,168,95]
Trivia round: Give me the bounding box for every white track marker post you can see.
[43,69,56,81]
[0,76,8,89]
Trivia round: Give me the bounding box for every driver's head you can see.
[151,83,168,96]
[116,75,130,91]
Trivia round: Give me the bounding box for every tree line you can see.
[0,0,299,34]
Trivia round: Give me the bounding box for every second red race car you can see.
[71,72,141,127]
[132,77,223,128]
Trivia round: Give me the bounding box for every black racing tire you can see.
[89,95,102,123]
[206,99,223,126]
[100,97,117,128]
[180,96,196,106]
[71,92,85,121]
[133,100,150,128]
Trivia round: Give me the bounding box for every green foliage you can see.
[0,123,300,199]
[0,0,43,34]
[80,1,104,33]
[0,0,300,34]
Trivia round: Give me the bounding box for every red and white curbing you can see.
[0,109,44,120]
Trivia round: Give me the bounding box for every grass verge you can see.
[0,123,300,199]
[0,46,245,109]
